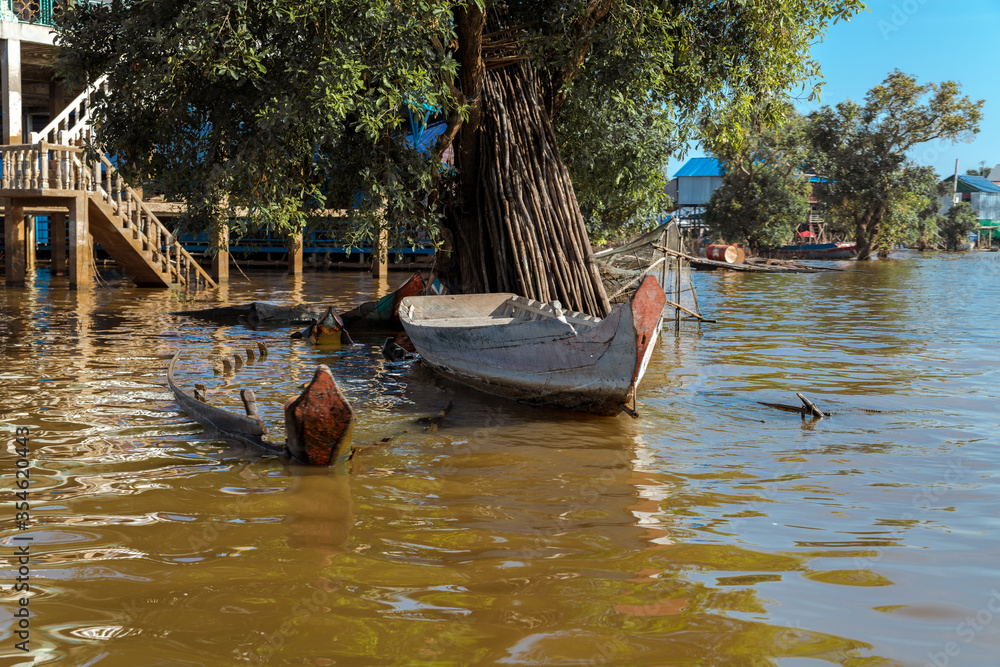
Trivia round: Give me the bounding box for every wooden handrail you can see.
[31,75,109,146]
[9,76,216,290]
[96,152,217,289]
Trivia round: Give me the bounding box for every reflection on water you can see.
[1,254,999,666]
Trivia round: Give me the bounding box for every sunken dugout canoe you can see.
[399,275,666,415]
[167,352,354,465]
[340,272,425,331]
[174,302,327,326]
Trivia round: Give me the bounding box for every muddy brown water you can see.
[1,252,998,666]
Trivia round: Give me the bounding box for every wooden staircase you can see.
[1,76,215,289]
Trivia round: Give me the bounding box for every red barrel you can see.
[705,244,744,264]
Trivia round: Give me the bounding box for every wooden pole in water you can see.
[24,215,35,272]
[212,224,229,283]
[288,233,303,276]
[3,198,26,285]
[674,252,681,330]
[68,193,91,288]
[51,212,67,276]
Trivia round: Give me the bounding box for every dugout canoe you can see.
[167,352,354,465]
[340,272,426,331]
[399,275,666,415]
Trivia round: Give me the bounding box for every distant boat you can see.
[399,275,666,415]
[341,272,426,331]
[769,242,857,260]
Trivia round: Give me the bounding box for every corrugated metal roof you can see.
[987,164,1000,182]
[946,174,1000,193]
[673,157,723,178]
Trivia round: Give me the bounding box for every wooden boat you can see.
[340,272,425,331]
[167,352,354,465]
[292,306,354,345]
[399,275,666,415]
[768,242,857,260]
[284,365,355,465]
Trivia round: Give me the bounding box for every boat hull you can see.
[400,276,665,415]
[768,242,857,260]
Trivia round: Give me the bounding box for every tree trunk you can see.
[855,202,886,261]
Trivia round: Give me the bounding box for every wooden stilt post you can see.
[68,194,91,288]
[51,211,67,275]
[3,198,26,284]
[212,224,229,283]
[24,215,35,272]
[372,215,388,279]
[288,232,303,276]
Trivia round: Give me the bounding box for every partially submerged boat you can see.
[399,275,666,415]
[167,352,355,465]
[340,272,426,331]
[175,302,326,326]
[174,273,427,331]
[292,306,355,345]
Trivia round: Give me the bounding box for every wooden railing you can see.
[92,152,216,288]
[0,143,88,190]
[0,142,216,289]
[31,75,109,147]
[17,75,216,289]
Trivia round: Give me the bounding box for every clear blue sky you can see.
[665,0,998,180]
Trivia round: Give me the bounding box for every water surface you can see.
[1,252,998,666]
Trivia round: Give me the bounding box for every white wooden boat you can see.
[399,276,666,415]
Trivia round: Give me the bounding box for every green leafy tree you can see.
[703,107,813,250]
[871,164,940,255]
[808,70,983,260]
[940,201,979,250]
[965,162,991,177]
[57,0,864,299]
[704,166,811,250]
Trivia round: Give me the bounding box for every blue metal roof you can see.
[673,157,723,178]
[958,174,1000,193]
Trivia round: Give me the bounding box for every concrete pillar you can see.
[212,224,229,283]
[51,212,67,275]
[24,215,34,271]
[68,194,91,287]
[3,198,25,284]
[1,38,22,144]
[372,218,388,278]
[288,233,303,276]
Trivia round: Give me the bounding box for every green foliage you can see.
[871,164,940,255]
[965,162,991,177]
[56,0,864,247]
[557,94,675,242]
[56,0,461,243]
[808,70,983,259]
[704,167,811,250]
[940,201,979,250]
[703,107,813,250]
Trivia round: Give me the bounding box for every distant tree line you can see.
[703,71,983,258]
